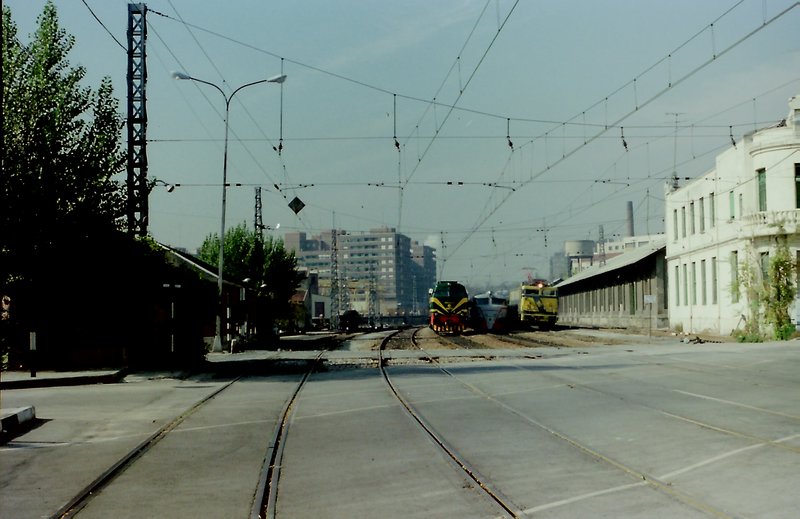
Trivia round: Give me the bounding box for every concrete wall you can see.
[558,249,668,330]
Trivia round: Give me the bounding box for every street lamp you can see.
[172,70,287,352]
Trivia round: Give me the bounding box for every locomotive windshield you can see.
[434,282,467,299]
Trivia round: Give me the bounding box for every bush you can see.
[735,332,764,343]
[775,323,797,341]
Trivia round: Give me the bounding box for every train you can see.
[508,279,558,329]
[471,291,510,332]
[429,280,470,334]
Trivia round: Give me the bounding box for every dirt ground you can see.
[410,325,732,350]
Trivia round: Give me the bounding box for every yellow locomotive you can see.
[509,279,558,329]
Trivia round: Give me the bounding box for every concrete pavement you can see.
[0,327,743,445]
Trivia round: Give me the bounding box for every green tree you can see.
[735,230,798,342]
[2,3,137,368]
[736,243,766,342]
[198,223,305,342]
[2,2,125,286]
[764,231,796,340]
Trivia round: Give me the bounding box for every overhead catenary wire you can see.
[146,6,797,135]
[443,2,800,265]
[142,2,798,272]
[79,0,126,52]
[149,10,306,229]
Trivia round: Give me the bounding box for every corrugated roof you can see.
[158,242,243,287]
[556,238,666,288]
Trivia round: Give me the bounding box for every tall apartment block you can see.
[285,227,436,316]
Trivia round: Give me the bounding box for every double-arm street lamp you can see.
[172,70,287,352]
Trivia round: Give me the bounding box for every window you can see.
[682,264,688,306]
[699,197,705,233]
[674,265,680,306]
[760,252,769,281]
[757,168,767,211]
[731,251,739,303]
[673,209,678,242]
[701,259,707,305]
[711,257,717,304]
[797,252,800,300]
[795,164,800,209]
[709,192,715,228]
[729,191,735,220]
[739,193,744,218]
[690,202,696,234]
[691,262,697,305]
[681,206,687,238]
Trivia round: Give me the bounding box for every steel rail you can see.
[379,329,520,518]
[52,377,241,519]
[544,359,800,456]
[252,352,324,519]
[408,330,736,519]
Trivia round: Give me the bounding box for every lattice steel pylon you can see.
[598,224,606,266]
[340,263,350,312]
[367,273,378,327]
[329,229,339,330]
[126,4,149,237]
[254,187,264,239]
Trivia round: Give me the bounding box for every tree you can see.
[735,228,798,342]
[2,2,128,366]
[198,223,305,342]
[764,230,796,340]
[2,2,125,284]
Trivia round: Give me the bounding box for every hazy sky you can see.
[6,0,800,288]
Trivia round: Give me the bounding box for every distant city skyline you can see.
[7,0,800,286]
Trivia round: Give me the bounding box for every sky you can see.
[6,0,800,290]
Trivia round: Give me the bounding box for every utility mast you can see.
[667,112,683,191]
[254,187,264,238]
[329,226,339,330]
[126,4,149,237]
[368,272,378,327]
[598,225,606,266]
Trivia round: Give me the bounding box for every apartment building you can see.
[284,227,436,316]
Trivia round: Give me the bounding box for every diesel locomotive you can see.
[429,280,470,334]
[508,279,558,329]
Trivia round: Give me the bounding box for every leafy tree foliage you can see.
[735,229,798,342]
[1,3,153,367]
[764,231,796,340]
[2,2,126,288]
[198,223,305,341]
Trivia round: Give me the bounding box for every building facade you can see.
[665,95,800,335]
[284,227,436,316]
[557,240,669,330]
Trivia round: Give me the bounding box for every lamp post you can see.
[172,71,286,352]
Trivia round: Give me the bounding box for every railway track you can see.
[252,352,324,519]
[26,332,795,518]
[52,378,241,519]
[49,355,324,519]
[379,328,521,518]
[391,327,745,519]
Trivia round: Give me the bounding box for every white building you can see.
[665,95,800,335]
[595,233,665,261]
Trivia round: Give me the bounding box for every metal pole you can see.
[172,74,285,352]
[213,98,231,353]
[29,331,37,378]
